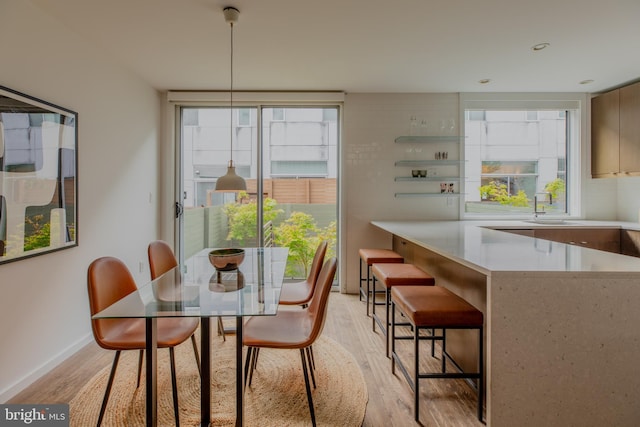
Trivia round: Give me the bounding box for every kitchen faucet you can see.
[534,192,553,217]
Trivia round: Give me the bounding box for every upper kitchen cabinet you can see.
[591,81,640,178]
[619,82,640,174]
[591,89,619,177]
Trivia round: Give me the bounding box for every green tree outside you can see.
[222,192,283,246]
[544,178,565,201]
[478,181,529,207]
[221,195,336,279]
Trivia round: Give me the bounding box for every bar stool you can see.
[371,263,435,357]
[358,248,403,316]
[391,285,484,423]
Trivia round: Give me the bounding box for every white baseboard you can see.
[0,333,93,403]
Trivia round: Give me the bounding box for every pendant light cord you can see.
[229,21,234,166]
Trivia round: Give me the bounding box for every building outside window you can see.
[464,109,572,216]
[272,108,285,121]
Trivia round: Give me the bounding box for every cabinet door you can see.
[591,90,620,177]
[621,230,640,257]
[534,228,620,253]
[619,82,640,174]
[393,235,413,263]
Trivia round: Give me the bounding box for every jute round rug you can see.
[70,333,367,426]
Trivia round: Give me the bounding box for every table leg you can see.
[236,316,243,427]
[201,317,211,427]
[145,318,157,427]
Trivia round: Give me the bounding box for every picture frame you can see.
[0,85,78,264]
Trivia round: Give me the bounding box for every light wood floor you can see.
[9,292,484,427]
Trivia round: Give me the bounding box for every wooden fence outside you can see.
[207,178,336,205]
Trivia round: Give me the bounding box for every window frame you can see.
[459,93,586,220]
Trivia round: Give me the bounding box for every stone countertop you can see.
[371,220,640,274]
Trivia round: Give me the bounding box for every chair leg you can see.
[190,334,201,377]
[306,347,316,389]
[136,350,143,388]
[249,348,260,386]
[169,348,180,427]
[243,347,254,390]
[97,351,121,427]
[218,317,226,342]
[309,345,316,371]
[300,348,317,427]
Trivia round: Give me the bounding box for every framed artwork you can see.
[0,85,78,264]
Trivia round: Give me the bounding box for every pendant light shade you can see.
[216,160,246,192]
[216,6,247,192]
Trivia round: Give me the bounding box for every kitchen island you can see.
[372,220,640,427]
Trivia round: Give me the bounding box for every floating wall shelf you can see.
[395,136,462,143]
[395,177,460,182]
[395,160,463,167]
[395,193,462,198]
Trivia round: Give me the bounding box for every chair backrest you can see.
[148,240,178,280]
[306,240,328,284]
[306,257,337,344]
[87,256,138,346]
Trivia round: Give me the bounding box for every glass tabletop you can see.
[93,247,289,319]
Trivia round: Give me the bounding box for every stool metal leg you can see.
[366,264,371,316]
[359,258,364,302]
[414,319,420,422]
[372,275,377,330]
[478,327,484,422]
[391,300,396,374]
[441,329,446,373]
[385,287,390,357]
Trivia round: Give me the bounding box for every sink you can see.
[524,219,570,224]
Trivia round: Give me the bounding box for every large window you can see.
[463,99,581,218]
[178,102,340,282]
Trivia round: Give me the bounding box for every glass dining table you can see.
[92,247,289,427]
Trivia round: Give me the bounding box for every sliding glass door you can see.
[178,104,339,282]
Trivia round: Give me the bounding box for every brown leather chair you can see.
[148,240,181,280]
[148,239,226,341]
[147,240,202,362]
[88,256,199,427]
[243,257,338,427]
[278,240,328,306]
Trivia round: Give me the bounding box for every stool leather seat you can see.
[359,248,404,264]
[372,263,435,288]
[358,249,403,316]
[391,285,483,327]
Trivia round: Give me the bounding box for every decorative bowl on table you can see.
[209,248,245,271]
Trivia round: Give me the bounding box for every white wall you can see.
[0,1,161,401]
[342,93,460,293]
[616,177,640,222]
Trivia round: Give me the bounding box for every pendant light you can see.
[215,6,247,192]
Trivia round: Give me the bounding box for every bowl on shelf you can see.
[208,248,245,271]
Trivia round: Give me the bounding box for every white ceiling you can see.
[30,0,640,94]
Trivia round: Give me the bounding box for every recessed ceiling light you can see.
[531,42,551,51]
[579,79,594,85]
[478,79,491,84]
